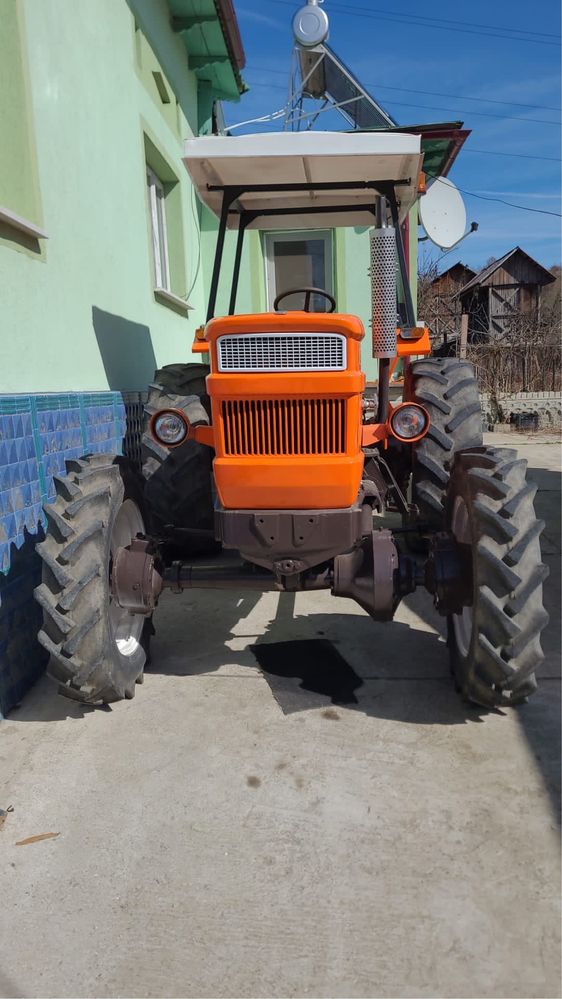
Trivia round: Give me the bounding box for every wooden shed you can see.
[458,247,555,338]
[425,263,476,349]
[432,262,476,297]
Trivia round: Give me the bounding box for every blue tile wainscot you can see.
[0,393,126,716]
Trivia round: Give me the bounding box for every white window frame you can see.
[146,166,171,291]
[264,230,334,310]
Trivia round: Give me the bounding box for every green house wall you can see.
[0,0,215,394]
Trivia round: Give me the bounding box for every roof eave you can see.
[168,0,247,100]
[458,246,556,296]
[214,0,246,76]
[431,262,476,285]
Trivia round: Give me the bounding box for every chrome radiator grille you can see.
[221,399,346,456]
[217,333,346,372]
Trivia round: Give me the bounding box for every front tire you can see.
[35,454,148,703]
[447,446,549,707]
[410,358,483,528]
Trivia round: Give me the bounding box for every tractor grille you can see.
[217,333,346,372]
[221,399,346,456]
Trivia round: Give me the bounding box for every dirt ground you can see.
[0,432,560,999]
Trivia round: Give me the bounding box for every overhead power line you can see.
[463,148,562,164]
[269,0,560,46]
[429,177,562,217]
[247,80,559,125]
[246,65,562,113]
[370,9,557,39]
[372,98,558,126]
[327,1,561,40]
[462,190,561,216]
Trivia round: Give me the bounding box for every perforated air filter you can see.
[370,227,397,359]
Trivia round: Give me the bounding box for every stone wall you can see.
[481,391,562,429]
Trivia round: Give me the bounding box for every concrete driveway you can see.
[1,433,560,999]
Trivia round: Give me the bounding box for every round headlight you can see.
[390,403,429,442]
[151,409,188,447]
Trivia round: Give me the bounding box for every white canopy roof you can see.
[183,131,423,230]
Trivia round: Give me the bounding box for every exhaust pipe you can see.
[370,215,397,424]
[370,226,397,361]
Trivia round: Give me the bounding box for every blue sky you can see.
[224,0,561,272]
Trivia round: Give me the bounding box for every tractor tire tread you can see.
[447,447,548,707]
[35,455,147,703]
[410,358,483,527]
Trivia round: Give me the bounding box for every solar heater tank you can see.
[292,1,330,48]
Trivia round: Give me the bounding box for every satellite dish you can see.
[419,176,467,249]
[293,1,329,47]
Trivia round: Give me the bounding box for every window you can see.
[0,1,43,239]
[143,134,189,313]
[146,166,170,291]
[265,231,334,311]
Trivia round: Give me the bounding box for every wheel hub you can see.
[111,536,163,617]
[108,499,159,657]
[424,530,472,617]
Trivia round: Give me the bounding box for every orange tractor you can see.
[36,132,548,708]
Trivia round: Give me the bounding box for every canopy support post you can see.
[205,180,413,325]
[207,187,242,322]
[228,220,245,316]
[228,212,258,315]
[388,191,416,330]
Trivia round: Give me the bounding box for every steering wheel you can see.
[273,287,337,313]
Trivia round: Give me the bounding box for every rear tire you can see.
[35,454,148,703]
[141,363,216,554]
[447,446,549,707]
[410,358,483,528]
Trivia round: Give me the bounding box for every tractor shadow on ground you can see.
[150,577,561,818]
[149,587,486,726]
[147,461,561,818]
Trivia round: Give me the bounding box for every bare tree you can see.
[467,297,561,422]
[419,261,561,421]
[417,252,462,349]
[542,264,561,311]
[417,251,439,326]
